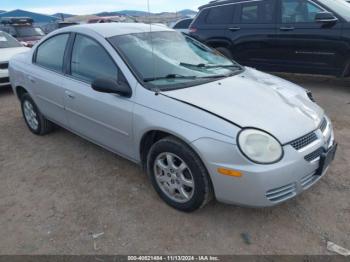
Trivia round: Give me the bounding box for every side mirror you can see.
[315,12,338,23]
[91,78,132,97]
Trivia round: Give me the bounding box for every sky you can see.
[1,0,209,15]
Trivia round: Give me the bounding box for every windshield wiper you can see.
[197,74,228,79]
[180,62,242,69]
[143,74,198,82]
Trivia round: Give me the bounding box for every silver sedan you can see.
[9,23,337,212]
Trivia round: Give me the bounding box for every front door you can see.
[273,0,343,75]
[63,34,135,158]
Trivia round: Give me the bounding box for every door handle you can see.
[280,26,295,31]
[65,91,75,99]
[228,27,241,31]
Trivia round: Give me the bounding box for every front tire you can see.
[21,93,53,135]
[147,137,212,212]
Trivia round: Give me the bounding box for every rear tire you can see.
[21,93,53,135]
[216,47,233,59]
[147,136,212,212]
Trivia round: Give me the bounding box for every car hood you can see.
[165,68,324,144]
[0,47,30,63]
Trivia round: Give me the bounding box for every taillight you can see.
[189,27,197,33]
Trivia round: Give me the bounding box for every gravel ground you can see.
[0,74,349,255]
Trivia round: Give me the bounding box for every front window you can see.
[318,0,350,21]
[15,26,45,37]
[281,0,324,23]
[108,31,242,90]
[0,32,22,48]
[71,34,119,83]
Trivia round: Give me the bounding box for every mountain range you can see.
[52,13,75,19]
[52,9,197,18]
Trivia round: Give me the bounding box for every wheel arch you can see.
[139,129,207,172]
[15,86,28,100]
[341,55,350,77]
[139,130,188,169]
[205,38,232,49]
[139,129,215,201]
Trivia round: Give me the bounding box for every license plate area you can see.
[316,143,337,176]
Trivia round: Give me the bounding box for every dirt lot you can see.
[0,74,349,255]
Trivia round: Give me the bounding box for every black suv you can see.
[190,0,350,77]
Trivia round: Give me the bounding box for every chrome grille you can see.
[290,132,318,150]
[305,147,323,162]
[320,117,328,132]
[266,183,297,203]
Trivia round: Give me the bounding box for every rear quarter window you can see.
[174,19,193,29]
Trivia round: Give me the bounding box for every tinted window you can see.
[16,27,45,37]
[240,0,275,23]
[206,5,235,24]
[282,0,324,23]
[241,3,259,23]
[174,19,193,29]
[71,35,118,83]
[35,34,69,72]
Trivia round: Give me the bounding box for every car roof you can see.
[199,0,255,10]
[57,23,173,38]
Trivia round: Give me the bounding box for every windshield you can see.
[15,26,45,37]
[318,0,350,21]
[0,32,22,48]
[108,31,242,90]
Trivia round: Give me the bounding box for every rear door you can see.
[228,0,278,69]
[273,0,343,75]
[195,4,236,47]
[30,33,70,126]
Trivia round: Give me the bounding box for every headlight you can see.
[238,129,283,164]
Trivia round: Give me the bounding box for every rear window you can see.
[16,26,45,37]
[174,19,193,29]
[206,5,235,24]
[35,34,69,72]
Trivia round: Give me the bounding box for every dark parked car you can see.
[0,17,45,47]
[190,0,350,77]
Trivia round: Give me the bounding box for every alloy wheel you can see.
[153,152,195,203]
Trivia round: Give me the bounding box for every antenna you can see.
[147,0,157,86]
